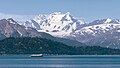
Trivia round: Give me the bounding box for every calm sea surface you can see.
[0,55,120,68]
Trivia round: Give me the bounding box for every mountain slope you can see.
[0,18,43,38]
[0,18,86,47]
[67,18,120,49]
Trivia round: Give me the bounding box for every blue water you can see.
[0,55,120,68]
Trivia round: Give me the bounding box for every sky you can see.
[0,0,120,22]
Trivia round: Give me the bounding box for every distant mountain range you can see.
[0,12,120,49]
[68,18,120,49]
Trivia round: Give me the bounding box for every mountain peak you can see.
[65,12,70,15]
[103,18,120,24]
[61,12,73,21]
[7,18,17,24]
[105,18,112,23]
[90,18,120,25]
[24,12,85,36]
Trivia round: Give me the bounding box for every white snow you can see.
[26,12,85,36]
[17,30,22,36]
[116,30,120,32]
[70,23,120,39]
[9,20,16,24]
[104,18,112,23]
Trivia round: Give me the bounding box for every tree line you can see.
[0,37,120,55]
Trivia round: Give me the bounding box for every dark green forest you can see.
[0,37,120,55]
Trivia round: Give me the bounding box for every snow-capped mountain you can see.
[24,12,85,37]
[0,18,85,47]
[89,18,120,25]
[0,12,120,49]
[22,12,120,49]
[67,18,120,49]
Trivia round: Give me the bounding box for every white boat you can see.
[30,54,43,57]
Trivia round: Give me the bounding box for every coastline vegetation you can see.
[0,37,120,55]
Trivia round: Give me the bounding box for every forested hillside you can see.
[0,37,120,55]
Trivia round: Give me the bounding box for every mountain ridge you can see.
[0,12,120,49]
[0,18,85,47]
[22,12,120,49]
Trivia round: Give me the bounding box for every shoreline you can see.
[1,54,120,56]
